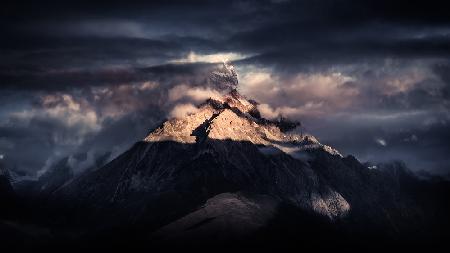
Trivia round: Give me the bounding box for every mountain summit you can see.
[146,89,340,157]
[208,60,239,90]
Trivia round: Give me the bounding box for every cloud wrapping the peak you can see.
[169,103,200,119]
[168,84,223,103]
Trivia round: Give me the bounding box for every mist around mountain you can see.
[1,63,449,251]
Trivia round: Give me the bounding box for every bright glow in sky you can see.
[170,51,248,63]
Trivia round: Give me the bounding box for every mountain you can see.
[34,157,74,196]
[5,63,448,250]
[46,85,450,248]
[12,151,112,198]
[57,90,349,220]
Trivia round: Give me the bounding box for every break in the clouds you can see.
[1,0,450,176]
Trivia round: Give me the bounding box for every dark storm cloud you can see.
[0,62,219,91]
[3,0,450,72]
[1,0,450,175]
[0,67,141,91]
[0,33,222,67]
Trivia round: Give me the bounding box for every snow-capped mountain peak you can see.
[145,89,341,158]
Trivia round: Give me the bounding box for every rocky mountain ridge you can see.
[2,63,449,249]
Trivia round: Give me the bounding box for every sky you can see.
[1,0,450,176]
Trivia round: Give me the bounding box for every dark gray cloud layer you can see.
[1,0,449,175]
